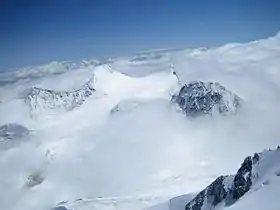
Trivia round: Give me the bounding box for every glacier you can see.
[0,32,280,210]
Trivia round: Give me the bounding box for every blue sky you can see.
[1,0,280,70]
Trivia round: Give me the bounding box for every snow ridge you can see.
[185,147,280,210]
[25,78,96,114]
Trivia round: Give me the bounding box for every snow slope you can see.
[183,147,280,210]
[0,32,280,210]
[229,148,280,210]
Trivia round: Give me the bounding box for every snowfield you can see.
[0,32,280,210]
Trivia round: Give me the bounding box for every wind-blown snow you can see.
[0,33,280,210]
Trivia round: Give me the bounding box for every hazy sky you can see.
[1,0,280,70]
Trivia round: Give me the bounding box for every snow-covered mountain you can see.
[171,81,242,117]
[184,147,280,210]
[0,32,280,210]
[0,59,113,86]
[25,78,95,115]
[229,149,280,210]
[52,147,280,210]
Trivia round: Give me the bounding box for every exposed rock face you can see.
[25,79,95,113]
[206,176,228,206]
[185,154,260,210]
[232,156,253,199]
[0,123,29,150]
[171,81,241,117]
[25,170,45,188]
[185,176,229,210]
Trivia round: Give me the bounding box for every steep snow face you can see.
[171,81,241,117]
[93,66,179,99]
[0,33,280,210]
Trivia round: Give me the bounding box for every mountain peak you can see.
[171,81,242,117]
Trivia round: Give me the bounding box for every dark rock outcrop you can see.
[172,81,241,117]
[232,156,253,199]
[206,176,228,206]
[0,123,30,150]
[25,170,45,188]
[185,176,228,210]
[185,154,260,210]
[52,206,70,210]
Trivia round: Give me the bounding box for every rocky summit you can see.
[171,81,241,117]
